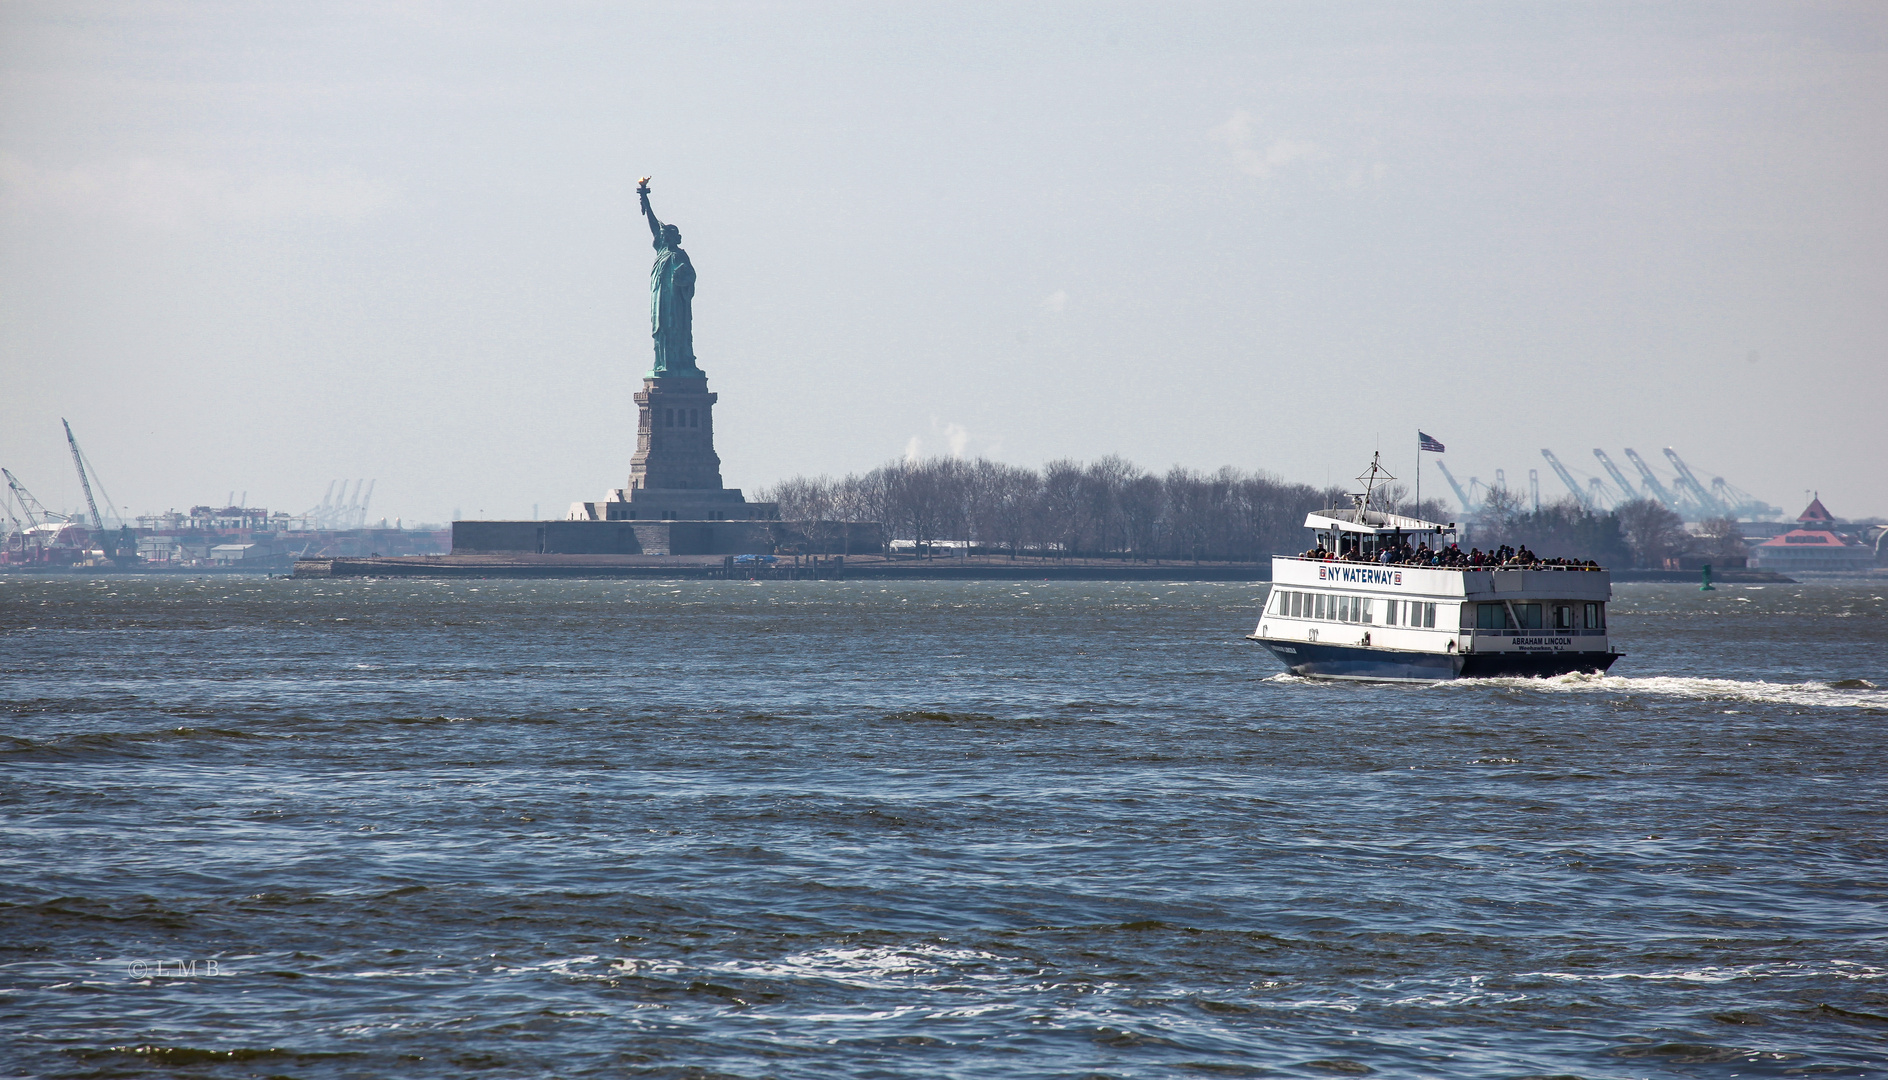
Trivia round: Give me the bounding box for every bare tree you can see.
[983,463,1040,558]
[1615,498,1690,567]
[1039,459,1088,559]
[1698,517,1747,563]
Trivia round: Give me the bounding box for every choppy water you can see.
[3,576,1886,1079]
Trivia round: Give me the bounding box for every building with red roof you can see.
[1748,495,1874,571]
[1797,494,1836,524]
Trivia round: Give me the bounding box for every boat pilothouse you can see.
[1249,454,1621,681]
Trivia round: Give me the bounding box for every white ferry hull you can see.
[1250,636,1618,682]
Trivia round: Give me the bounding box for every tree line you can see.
[1454,486,1744,568]
[757,454,1739,568]
[759,455,1399,563]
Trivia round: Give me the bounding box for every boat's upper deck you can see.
[1272,556,1611,601]
[1292,456,1610,593]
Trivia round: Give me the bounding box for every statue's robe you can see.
[649,240,697,375]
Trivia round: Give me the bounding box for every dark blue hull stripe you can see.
[1254,639,1619,681]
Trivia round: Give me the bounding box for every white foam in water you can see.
[1438,672,1887,709]
[1269,670,1884,708]
[701,944,1019,990]
[1517,960,1885,984]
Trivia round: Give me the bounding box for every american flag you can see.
[1418,432,1445,453]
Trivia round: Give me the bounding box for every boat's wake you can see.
[1439,672,1886,709]
[1264,671,1885,708]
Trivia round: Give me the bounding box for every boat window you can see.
[1585,602,1604,629]
[1384,600,1397,626]
[1361,599,1374,624]
[1553,604,1575,629]
[1423,602,1437,628]
[1476,603,1514,630]
[1314,593,1325,620]
[1514,603,1543,629]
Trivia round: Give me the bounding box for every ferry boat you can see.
[1248,456,1621,681]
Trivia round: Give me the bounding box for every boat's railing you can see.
[1273,555,1606,572]
[1467,628,1609,638]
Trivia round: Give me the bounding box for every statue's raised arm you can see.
[637,177,666,247]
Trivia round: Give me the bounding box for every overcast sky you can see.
[2,1,1883,525]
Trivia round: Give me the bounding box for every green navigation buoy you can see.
[1700,563,1715,591]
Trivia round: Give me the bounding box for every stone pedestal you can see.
[566,372,779,523]
[629,375,724,493]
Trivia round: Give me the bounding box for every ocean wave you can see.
[0,725,283,759]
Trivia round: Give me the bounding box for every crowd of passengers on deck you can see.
[1298,539,1603,570]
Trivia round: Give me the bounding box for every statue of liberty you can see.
[637,178,700,376]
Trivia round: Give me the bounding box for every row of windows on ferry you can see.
[1474,602,1605,630]
[1271,590,1438,628]
[661,408,701,428]
[1270,592,1606,630]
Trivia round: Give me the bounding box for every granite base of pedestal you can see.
[569,488,780,524]
[453,519,778,556]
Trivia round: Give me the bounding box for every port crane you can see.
[2,467,65,528]
[1711,477,1778,520]
[1539,449,1593,510]
[1434,461,1475,514]
[62,419,108,530]
[1661,447,1727,519]
[1,485,25,536]
[1592,450,1638,505]
[1623,449,1680,510]
[1587,477,1611,509]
